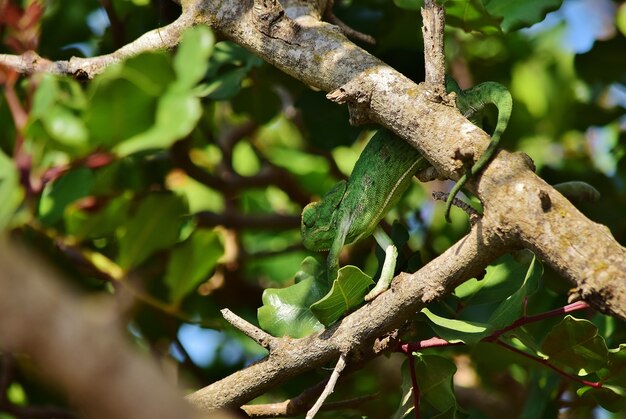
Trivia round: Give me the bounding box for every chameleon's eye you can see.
[302,203,318,228]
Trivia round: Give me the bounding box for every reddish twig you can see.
[495,340,602,388]
[408,353,420,419]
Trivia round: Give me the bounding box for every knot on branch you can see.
[327,78,373,126]
[253,0,300,44]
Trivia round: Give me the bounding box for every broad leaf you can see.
[392,359,418,419]
[541,316,609,374]
[444,0,501,34]
[413,354,459,416]
[421,308,489,344]
[65,195,131,240]
[38,167,94,226]
[484,0,564,33]
[454,253,536,305]
[116,90,202,156]
[487,255,542,330]
[310,265,374,327]
[580,384,626,412]
[165,229,223,302]
[42,105,88,150]
[117,193,188,269]
[443,0,563,34]
[257,257,327,338]
[173,26,214,91]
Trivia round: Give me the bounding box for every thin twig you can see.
[221,309,275,350]
[305,353,347,418]
[432,190,480,222]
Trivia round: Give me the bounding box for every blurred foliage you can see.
[0,0,625,417]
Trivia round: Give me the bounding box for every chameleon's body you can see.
[301,80,512,301]
[302,129,430,299]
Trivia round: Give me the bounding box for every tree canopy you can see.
[0,0,625,418]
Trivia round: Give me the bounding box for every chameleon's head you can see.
[301,180,347,251]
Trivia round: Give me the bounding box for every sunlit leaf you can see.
[454,253,534,305]
[421,308,489,344]
[173,26,214,91]
[257,257,327,337]
[42,106,88,149]
[487,255,542,330]
[309,265,374,327]
[115,91,202,156]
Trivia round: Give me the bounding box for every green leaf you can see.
[232,140,261,177]
[421,308,489,344]
[541,316,609,374]
[294,256,326,284]
[165,229,223,302]
[115,91,202,156]
[596,344,626,387]
[38,167,94,226]
[30,74,59,119]
[65,194,131,240]
[519,372,560,419]
[413,354,458,415]
[257,257,327,338]
[117,193,188,269]
[392,359,418,419]
[443,0,563,34]
[487,255,542,330]
[454,253,537,306]
[173,26,215,91]
[484,0,564,33]
[85,76,160,148]
[42,106,89,149]
[579,384,626,413]
[0,150,22,230]
[201,68,248,100]
[444,0,502,34]
[310,265,374,327]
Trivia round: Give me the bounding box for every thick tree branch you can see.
[2,0,625,413]
[186,222,509,410]
[186,0,626,319]
[0,240,203,419]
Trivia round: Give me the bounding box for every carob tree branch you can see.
[0,240,204,419]
[1,0,625,414]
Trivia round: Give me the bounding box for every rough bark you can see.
[1,0,625,413]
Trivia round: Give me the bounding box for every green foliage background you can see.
[1,0,625,417]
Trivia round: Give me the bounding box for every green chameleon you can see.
[301,79,512,301]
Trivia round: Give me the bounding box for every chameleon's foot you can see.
[364,282,389,301]
[365,228,398,302]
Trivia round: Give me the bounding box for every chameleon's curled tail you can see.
[444,81,512,222]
